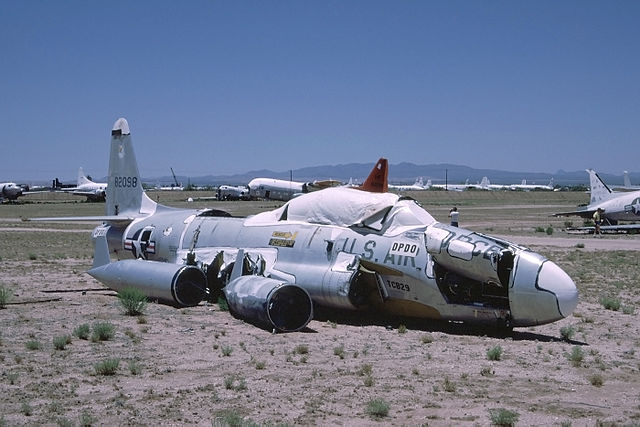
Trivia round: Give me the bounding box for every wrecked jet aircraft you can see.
[33,118,578,333]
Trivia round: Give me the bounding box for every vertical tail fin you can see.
[480,176,490,188]
[106,118,156,217]
[359,158,388,193]
[624,171,632,188]
[586,169,613,205]
[77,167,91,186]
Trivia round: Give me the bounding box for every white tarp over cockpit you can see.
[245,187,436,234]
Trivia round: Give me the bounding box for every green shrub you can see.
[575,243,585,249]
[73,324,91,340]
[487,345,503,361]
[366,398,390,418]
[118,287,148,316]
[535,226,545,233]
[217,295,229,311]
[128,360,142,375]
[421,334,434,344]
[560,325,575,341]
[600,296,621,311]
[397,324,407,334]
[489,408,519,426]
[545,226,554,235]
[25,339,42,350]
[333,344,345,359]
[588,373,604,387]
[0,285,11,308]
[53,335,71,350]
[221,345,233,357]
[568,346,584,367]
[94,358,120,375]
[91,322,116,342]
[357,363,373,376]
[293,344,309,354]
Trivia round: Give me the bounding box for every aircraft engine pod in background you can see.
[88,260,207,307]
[425,224,514,287]
[224,276,313,332]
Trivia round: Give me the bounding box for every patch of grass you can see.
[73,323,90,340]
[25,339,42,351]
[91,322,115,342]
[588,373,604,387]
[293,344,309,354]
[118,287,148,316]
[397,324,407,334]
[357,363,373,376]
[600,296,621,311]
[0,285,11,308]
[560,325,575,341]
[489,408,519,426]
[53,335,72,350]
[443,376,456,392]
[568,346,584,367]
[363,375,374,387]
[223,374,247,391]
[487,345,503,361]
[28,253,37,260]
[254,360,266,370]
[78,410,97,426]
[333,344,345,359]
[217,295,229,311]
[535,226,545,233]
[221,345,233,357]
[366,398,390,418]
[128,360,142,375]
[421,334,434,344]
[20,402,33,416]
[622,305,635,315]
[94,358,120,376]
[480,367,494,377]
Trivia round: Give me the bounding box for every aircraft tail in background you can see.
[586,169,613,205]
[359,158,388,193]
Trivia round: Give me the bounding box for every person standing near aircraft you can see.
[449,207,459,227]
[593,207,603,236]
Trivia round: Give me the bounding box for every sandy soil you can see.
[1,193,640,425]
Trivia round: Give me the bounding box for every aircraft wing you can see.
[553,208,595,218]
[27,215,135,225]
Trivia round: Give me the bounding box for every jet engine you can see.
[224,276,313,332]
[88,259,207,307]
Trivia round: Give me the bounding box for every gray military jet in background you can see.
[34,118,578,333]
[556,169,640,233]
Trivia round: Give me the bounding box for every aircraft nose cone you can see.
[537,261,578,318]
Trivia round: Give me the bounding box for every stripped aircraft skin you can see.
[34,118,578,333]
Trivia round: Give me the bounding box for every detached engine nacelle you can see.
[88,259,207,307]
[224,276,313,332]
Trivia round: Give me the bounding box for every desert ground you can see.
[1,190,639,426]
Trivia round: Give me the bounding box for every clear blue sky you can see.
[1,1,639,183]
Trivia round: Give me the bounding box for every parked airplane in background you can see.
[1,182,26,202]
[33,118,578,334]
[509,178,554,191]
[431,179,471,191]
[389,177,430,191]
[610,171,640,191]
[217,185,249,200]
[555,169,640,232]
[54,167,107,201]
[248,177,341,201]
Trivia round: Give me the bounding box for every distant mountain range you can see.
[148,162,639,188]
